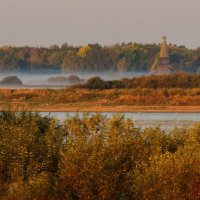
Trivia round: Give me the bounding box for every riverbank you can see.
[1,103,200,113]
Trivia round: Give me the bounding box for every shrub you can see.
[107,80,125,89]
[0,76,23,85]
[0,112,199,199]
[87,76,108,90]
[47,76,68,83]
[48,75,84,84]
[67,75,81,83]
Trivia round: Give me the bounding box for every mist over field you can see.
[0,71,148,88]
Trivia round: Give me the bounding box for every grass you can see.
[1,88,200,112]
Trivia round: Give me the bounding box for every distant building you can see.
[154,36,173,74]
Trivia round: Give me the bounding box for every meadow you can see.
[1,73,200,112]
[1,87,200,112]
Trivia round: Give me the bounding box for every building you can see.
[154,35,173,74]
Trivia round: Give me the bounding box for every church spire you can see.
[153,35,172,74]
[160,35,169,58]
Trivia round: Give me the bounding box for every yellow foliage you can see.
[77,45,91,57]
[0,112,200,199]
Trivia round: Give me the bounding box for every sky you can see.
[0,0,199,48]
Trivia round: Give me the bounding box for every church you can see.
[154,35,173,74]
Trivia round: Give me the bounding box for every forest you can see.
[0,43,200,73]
[0,111,199,199]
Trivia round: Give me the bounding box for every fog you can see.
[0,71,148,89]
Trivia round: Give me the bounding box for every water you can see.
[40,112,200,131]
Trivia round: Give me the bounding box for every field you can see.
[1,88,200,112]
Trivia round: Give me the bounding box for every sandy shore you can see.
[1,104,200,113]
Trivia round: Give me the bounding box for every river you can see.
[40,112,200,131]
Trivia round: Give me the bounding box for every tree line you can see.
[0,111,199,199]
[1,43,200,73]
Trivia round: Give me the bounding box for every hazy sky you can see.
[0,0,199,48]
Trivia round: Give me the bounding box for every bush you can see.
[87,76,108,90]
[0,112,199,199]
[47,76,68,83]
[67,75,81,83]
[0,76,23,85]
[48,75,83,84]
[107,80,125,89]
[76,73,200,90]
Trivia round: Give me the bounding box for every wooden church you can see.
[154,35,173,74]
